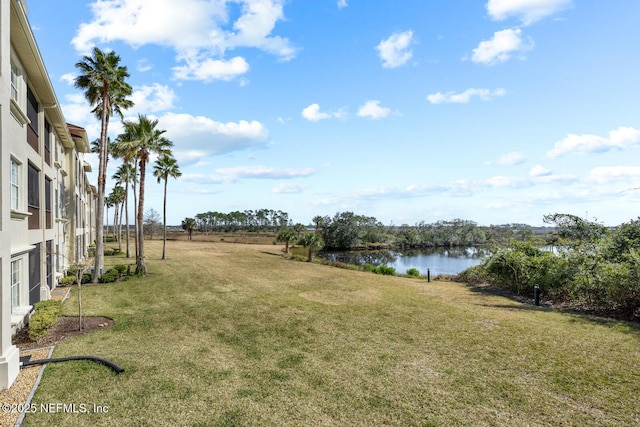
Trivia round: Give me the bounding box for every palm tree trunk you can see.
[93,90,110,283]
[113,202,118,240]
[118,199,123,253]
[136,154,147,275]
[162,177,168,259]
[133,161,139,261]
[124,179,131,258]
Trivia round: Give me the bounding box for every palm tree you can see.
[112,129,140,259]
[121,114,173,274]
[182,217,197,240]
[312,215,327,234]
[105,195,114,239]
[276,228,297,254]
[293,223,306,240]
[75,47,133,282]
[299,233,324,262]
[109,186,126,253]
[112,163,136,258]
[153,154,182,260]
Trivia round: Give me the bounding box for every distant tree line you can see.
[184,209,537,250]
[193,209,292,233]
[311,212,535,250]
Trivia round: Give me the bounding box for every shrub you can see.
[99,269,120,283]
[362,264,396,275]
[28,300,62,341]
[66,264,80,277]
[456,264,490,284]
[104,248,115,256]
[406,268,420,277]
[81,273,92,284]
[363,263,377,272]
[376,265,396,276]
[58,276,76,286]
[113,264,127,277]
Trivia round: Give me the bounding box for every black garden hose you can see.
[21,356,124,374]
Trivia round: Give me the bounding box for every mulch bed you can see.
[13,316,115,350]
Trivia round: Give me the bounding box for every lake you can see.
[318,246,490,276]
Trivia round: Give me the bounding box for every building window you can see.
[28,163,40,229]
[45,177,52,229]
[10,158,20,210]
[44,120,51,165]
[59,181,66,219]
[46,240,53,290]
[11,62,19,102]
[11,259,21,312]
[27,87,39,152]
[29,243,42,306]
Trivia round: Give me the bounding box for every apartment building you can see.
[0,0,96,389]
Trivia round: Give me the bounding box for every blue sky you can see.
[27,0,640,227]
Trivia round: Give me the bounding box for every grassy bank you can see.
[24,240,640,426]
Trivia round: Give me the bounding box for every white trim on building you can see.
[0,0,96,389]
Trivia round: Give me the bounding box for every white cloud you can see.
[224,1,297,61]
[531,174,575,185]
[72,0,296,82]
[136,58,153,72]
[61,93,103,139]
[486,0,573,25]
[216,165,315,180]
[546,126,640,158]
[160,112,269,157]
[486,151,526,166]
[183,166,315,184]
[376,30,414,68]
[272,183,311,193]
[471,28,533,65]
[302,104,330,122]
[174,151,211,168]
[129,83,177,113]
[337,0,348,9]
[61,89,268,157]
[172,56,250,82]
[357,100,391,119]
[427,88,506,104]
[485,175,526,188]
[353,180,477,200]
[529,165,552,177]
[485,173,575,188]
[586,166,640,185]
[60,73,75,85]
[301,104,345,122]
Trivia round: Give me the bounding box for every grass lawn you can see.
[24,240,640,426]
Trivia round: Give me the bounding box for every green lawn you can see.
[24,240,640,426]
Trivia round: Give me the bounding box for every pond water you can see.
[318,246,491,276]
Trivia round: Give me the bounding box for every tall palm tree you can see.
[122,115,173,274]
[109,186,126,253]
[112,163,136,258]
[153,154,182,260]
[75,47,133,282]
[113,129,140,259]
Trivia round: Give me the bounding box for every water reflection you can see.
[318,246,491,276]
